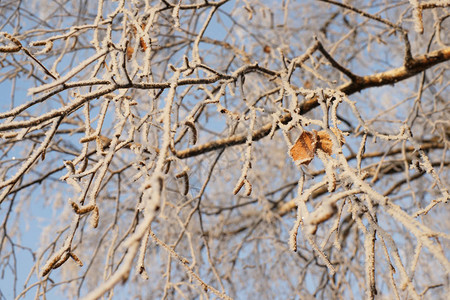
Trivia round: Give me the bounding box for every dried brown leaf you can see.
[316,128,345,155]
[289,131,317,165]
[316,130,333,155]
[126,45,134,60]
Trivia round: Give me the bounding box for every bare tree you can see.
[0,0,449,299]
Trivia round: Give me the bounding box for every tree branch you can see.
[175,47,450,159]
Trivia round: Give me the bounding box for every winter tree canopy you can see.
[0,0,449,299]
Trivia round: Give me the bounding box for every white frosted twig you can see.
[140,8,158,77]
[279,59,299,112]
[304,189,360,227]
[184,118,198,145]
[287,172,305,252]
[407,134,449,201]
[192,6,218,64]
[76,98,111,154]
[289,172,337,274]
[325,199,346,251]
[148,228,232,300]
[338,92,409,142]
[330,90,342,128]
[364,222,377,300]
[0,32,58,80]
[409,0,424,33]
[384,202,450,273]
[289,205,302,252]
[82,68,182,300]
[136,227,151,280]
[28,49,109,95]
[233,108,256,196]
[59,103,93,182]
[175,169,190,195]
[40,214,83,277]
[91,0,105,50]
[29,23,109,49]
[337,152,450,275]
[408,241,422,284]
[306,233,336,275]
[0,86,64,119]
[366,214,420,299]
[50,36,73,77]
[0,32,22,52]
[412,197,442,217]
[0,85,116,131]
[69,160,103,179]
[94,98,111,136]
[317,150,337,192]
[172,1,181,28]
[0,116,63,199]
[82,101,128,212]
[378,233,401,300]
[81,240,140,300]
[103,225,119,281]
[357,133,367,174]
